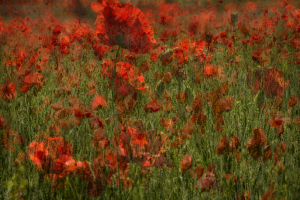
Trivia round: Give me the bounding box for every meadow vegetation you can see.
[0,0,300,199]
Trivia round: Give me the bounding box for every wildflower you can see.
[0,82,17,101]
[27,137,78,177]
[95,2,156,54]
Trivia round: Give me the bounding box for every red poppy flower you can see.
[216,134,229,155]
[95,2,156,54]
[203,65,218,78]
[180,154,193,172]
[213,96,235,114]
[190,166,204,180]
[131,132,148,146]
[53,25,63,36]
[90,93,107,110]
[1,82,17,101]
[144,96,161,113]
[101,61,145,94]
[262,186,275,200]
[246,127,270,161]
[229,135,241,153]
[27,137,78,177]
[263,67,290,98]
[0,115,6,128]
[214,114,224,132]
[247,67,289,98]
[196,172,219,192]
[268,111,290,128]
[287,94,297,108]
[91,128,110,151]
[27,141,49,171]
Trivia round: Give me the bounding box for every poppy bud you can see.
[231,12,238,25]
[203,31,213,45]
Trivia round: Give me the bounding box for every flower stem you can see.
[232,23,236,71]
[202,45,210,73]
[111,45,123,199]
[111,46,121,117]
[67,176,80,200]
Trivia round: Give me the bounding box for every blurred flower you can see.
[95,2,156,54]
[27,137,80,178]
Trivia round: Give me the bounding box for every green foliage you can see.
[2,166,28,200]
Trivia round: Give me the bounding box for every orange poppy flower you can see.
[95,2,156,54]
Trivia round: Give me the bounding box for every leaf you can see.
[254,89,265,109]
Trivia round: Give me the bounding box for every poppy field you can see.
[1,0,300,199]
